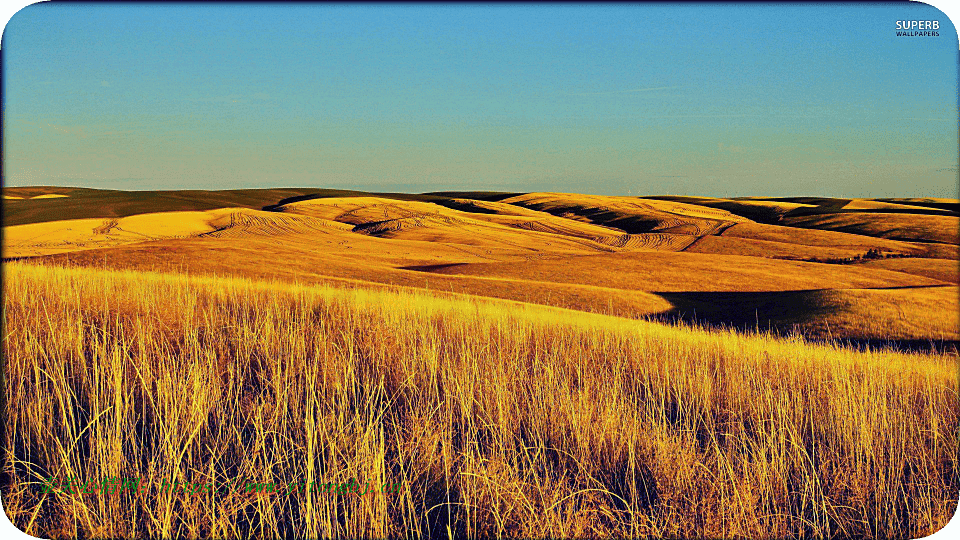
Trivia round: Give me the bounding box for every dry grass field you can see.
[3,263,958,539]
[2,188,959,538]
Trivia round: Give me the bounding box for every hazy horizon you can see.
[3,4,958,198]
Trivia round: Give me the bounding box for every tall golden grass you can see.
[2,262,957,538]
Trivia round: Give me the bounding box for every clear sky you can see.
[2,3,958,197]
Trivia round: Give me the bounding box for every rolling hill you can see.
[3,187,957,346]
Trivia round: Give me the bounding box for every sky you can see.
[2,3,958,197]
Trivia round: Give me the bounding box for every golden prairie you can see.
[3,263,958,538]
[2,188,959,539]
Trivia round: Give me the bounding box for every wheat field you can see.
[2,261,957,538]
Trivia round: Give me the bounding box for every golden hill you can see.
[716,222,954,259]
[3,188,958,538]
[851,257,959,284]
[2,208,353,257]
[500,192,746,235]
[3,187,958,345]
[411,250,945,292]
[780,212,959,245]
[275,196,637,251]
[643,195,819,223]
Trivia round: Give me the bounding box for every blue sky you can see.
[2,3,957,197]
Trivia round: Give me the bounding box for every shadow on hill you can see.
[430,199,503,214]
[3,187,526,227]
[876,198,960,213]
[427,191,523,202]
[2,188,343,227]
[505,200,676,234]
[652,289,958,354]
[400,263,469,272]
[644,196,959,225]
[783,206,958,219]
[655,289,830,329]
[262,191,526,213]
[260,190,374,211]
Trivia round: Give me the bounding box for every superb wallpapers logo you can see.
[896,20,940,36]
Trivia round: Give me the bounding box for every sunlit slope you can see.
[722,222,926,251]
[780,212,959,245]
[839,199,952,212]
[276,196,629,252]
[6,195,680,316]
[278,196,703,251]
[4,211,222,257]
[20,204,940,295]
[498,192,747,235]
[25,235,954,342]
[711,222,956,259]
[643,195,818,223]
[7,196,654,261]
[685,234,880,260]
[25,236,677,319]
[7,192,717,260]
[2,208,353,257]
[412,251,945,292]
[852,258,959,284]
